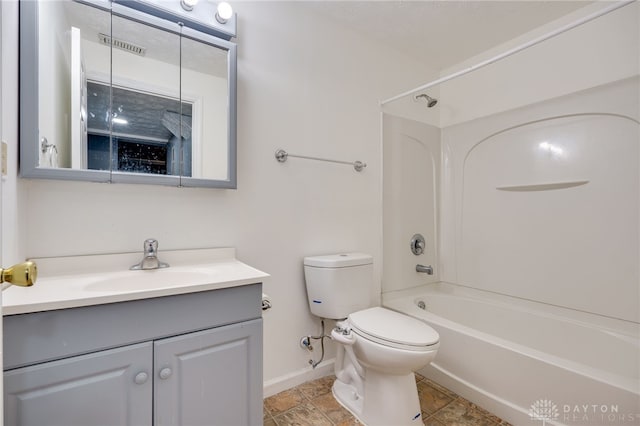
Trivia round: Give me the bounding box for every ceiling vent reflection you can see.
[98,33,147,56]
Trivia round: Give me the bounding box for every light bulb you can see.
[215,2,233,23]
[180,0,198,11]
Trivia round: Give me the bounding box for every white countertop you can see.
[3,248,269,315]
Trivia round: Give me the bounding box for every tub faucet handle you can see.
[410,234,426,255]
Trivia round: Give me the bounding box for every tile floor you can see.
[263,374,511,426]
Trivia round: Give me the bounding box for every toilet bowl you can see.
[348,307,439,374]
[331,307,439,425]
[303,253,440,426]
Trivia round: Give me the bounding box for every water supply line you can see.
[300,319,331,368]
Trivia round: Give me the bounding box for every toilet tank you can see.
[303,253,373,319]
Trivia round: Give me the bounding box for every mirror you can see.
[20,0,237,188]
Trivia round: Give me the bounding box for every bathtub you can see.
[383,282,640,426]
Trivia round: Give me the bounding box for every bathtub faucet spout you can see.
[416,264,434,275]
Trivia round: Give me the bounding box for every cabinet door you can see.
[4,342,152,426]
[154,319,262,426]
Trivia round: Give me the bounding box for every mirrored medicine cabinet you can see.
[20,0,237,188]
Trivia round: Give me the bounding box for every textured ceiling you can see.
[87,82,193,141]
[300,1,593,71]
[62,1,593,79]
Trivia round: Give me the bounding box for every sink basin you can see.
[84,268,215,292]
[2,248,271,316]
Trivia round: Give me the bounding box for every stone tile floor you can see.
[263,374,512,426]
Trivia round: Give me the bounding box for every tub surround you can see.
[382,67,639,424]
[2,247,269,315]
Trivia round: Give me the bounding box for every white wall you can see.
[381,2,639,325]
[435,2,640,323]
[1,0,22,268]
[382,114,439,293]
[438,2,640,127]
[380,2,640,130]
[2,1,438,392]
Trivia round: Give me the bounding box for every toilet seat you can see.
[348,307,439,351]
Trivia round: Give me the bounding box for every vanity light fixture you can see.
[215,2,233,24]
[180,0,198,12]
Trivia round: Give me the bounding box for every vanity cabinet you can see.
[3,283,263,426]
[154,321,260,425]
[5,342,153,425]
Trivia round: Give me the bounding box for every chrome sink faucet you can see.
[130,239,170,270]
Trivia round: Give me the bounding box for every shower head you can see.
[414,93,438,108]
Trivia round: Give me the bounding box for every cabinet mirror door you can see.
[35,0,111,178]
[107,11,182,184]
[20,0,237,188]
[180,32,232,183]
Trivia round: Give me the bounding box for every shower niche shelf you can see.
[496,180,589,192]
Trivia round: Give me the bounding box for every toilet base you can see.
[332,370,423,426]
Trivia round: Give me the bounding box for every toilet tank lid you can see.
[304,253,373,268]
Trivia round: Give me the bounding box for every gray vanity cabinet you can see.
[154,320,261,425]
[5,342,153,426]
[3,284,263,426]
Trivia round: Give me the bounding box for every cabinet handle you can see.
[134,371,149,385]
[159,367,172,380]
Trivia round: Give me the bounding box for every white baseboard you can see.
[263,358,335,398]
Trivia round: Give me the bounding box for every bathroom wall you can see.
[1,1,439,393]
[382,114,439,293]
[436,2,639,323]
[379,2,639,131]
[438,2,640,128]
[381,2,639,321]
[2,1,21,268]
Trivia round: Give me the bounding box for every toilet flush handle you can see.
[331,327,355,346]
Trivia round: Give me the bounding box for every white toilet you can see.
[303,253,440,426]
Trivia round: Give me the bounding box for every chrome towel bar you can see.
[275,148,366,172]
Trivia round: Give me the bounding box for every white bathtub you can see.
[383,283,640,426]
